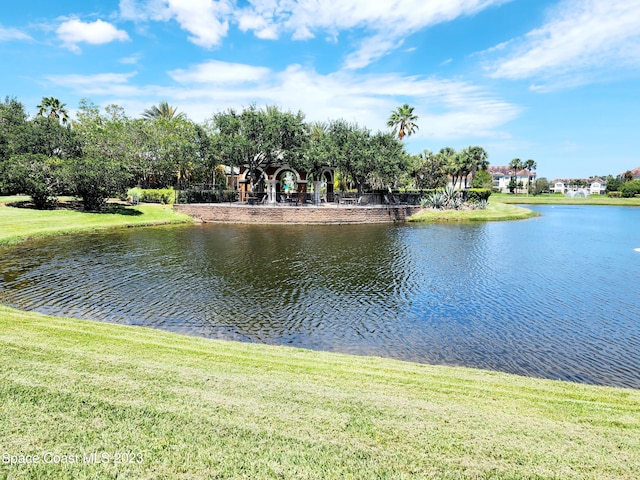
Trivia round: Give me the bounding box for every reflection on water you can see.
[1,205,639,389]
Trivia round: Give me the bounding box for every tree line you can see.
[0,96,492,209]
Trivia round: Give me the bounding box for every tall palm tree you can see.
[523,159,537,194]
[37,96,69,124]
[387,104,418,141]
[509,158,524,194]
[142,101,185,120]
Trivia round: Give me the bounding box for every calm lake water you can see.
[1,205,639,388]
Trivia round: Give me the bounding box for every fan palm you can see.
[387,104,418,141]
[37,97,69,124]
[142,101,186,120]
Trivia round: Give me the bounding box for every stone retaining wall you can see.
[174,204,422,224]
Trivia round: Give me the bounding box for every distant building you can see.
[621,167,640,181]
[549,177,606,195]
[487,166,536,193]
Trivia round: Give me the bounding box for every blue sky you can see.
[2,0,639,179]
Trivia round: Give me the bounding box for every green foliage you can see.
[37,96,69,124]
[476,199,489,209]
[471,168,492,189]
[466,188,492,203]
[209,105,307,190]
[605,175,624,192]
[425,191,445,209]
[177,189,238,203]
[387,103,419,140]
[0,97,28,167]
[66,157,132,210]
[410,150,448,189]
[532,177,550,195]
[328,120,408,194]
[141,101,186,121]
[620,180,640,198]
[607,191,622,197]
[0,154,64,209]
[127,188,175,204]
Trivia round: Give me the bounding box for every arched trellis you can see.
[272,165,303,184]
[238,163,334,204]
[238,167,269,202]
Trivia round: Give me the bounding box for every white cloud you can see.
[0,26,33,42]
[57,19,130,53]
[169,60,271,84]
[343,34,404,70]
[236,0,510,68]
[119,0,232,48]
[120,53,142,65]
[48,59,519,142]
[120,0,508,65]
[488,0,640,85]
[45,72,141,97]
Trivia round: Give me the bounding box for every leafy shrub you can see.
[1,154,63,209]
[424,191,445,209]
[620,180,640,198]
[177,189,238,203]
[466,188,491,203]
[133,188,175,204]
[607,191,622,198]
[66,157,132,211]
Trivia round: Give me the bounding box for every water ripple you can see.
[1,209,639,389]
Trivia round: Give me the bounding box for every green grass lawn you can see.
[0,200,193,246]
[408,201,539,223]
[492,193,640,206]
[0,306,638,479]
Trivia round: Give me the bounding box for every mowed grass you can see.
[492,193,640,206]
[0,305,639,479]
[0,200,193,246]
[408,201,539,223]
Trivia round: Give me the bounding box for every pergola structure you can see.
[238,163,335,205]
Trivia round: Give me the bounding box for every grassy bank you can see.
[1,305,638,479]
[0,201,193,246]
[493,193,640,206]
[408,201,539,223]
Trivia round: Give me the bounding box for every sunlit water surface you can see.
[1,205,639,388]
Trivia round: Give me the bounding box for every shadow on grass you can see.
[6,201,143,216]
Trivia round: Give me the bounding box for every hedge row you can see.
[128,188,175,204]
[176,189,239,204]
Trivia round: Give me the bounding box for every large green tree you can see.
[409,150,448,190]
[464,146,489,187]
[387,104,419,141]
[508,158,524,193]
[366,132,409,191]
[438,147,462,187]
[523,159,537,193]
[327,120,371,194]
[209,105,307,192]
[65,156,132,210]
[2,154,65,208]
[327,120,407,195]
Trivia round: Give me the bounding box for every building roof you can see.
[621,167,640,177]
[551,177,605,184]
[488,166,536,176]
